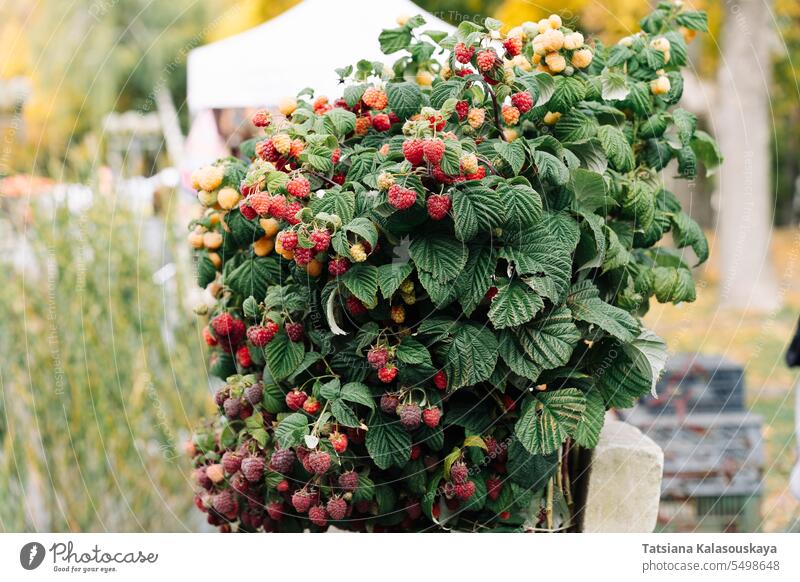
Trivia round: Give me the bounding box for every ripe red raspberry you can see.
[284,201,302,225]
[270,448,296,473]
[331,148,341,165]
[450,461,469,484]
[230,472,249,494]
[285,322,304,342]
[278,230,298,251]
[268,195,287,219]
[222,451,242,474]
[328,256,350,276]
[402,138,425,166]
[411,444,423,460]
[426,112,446,131]
[326,497,348,520]
[308,505,328,527]
[244,383,263,406]
[247,324,274,347]
[454,480,476,501]
[302,396,321,414]
[465,166,486,181]
[286,176,311,198]
[372,113,391,132]
[423,138,445,164]
[212,313,236,336]
[362,87,388,110]
[256,139,279,162]
[502,393,517,412]
[455,100,469,120]
[388,184,417,210]
[212,489,238,519]
[285,389,308,411]
[434,370,447,390]
[307,450,332,475]
[329,431,348,453]
[398,403,422,429]
[266,501,284,521]
[487,476,503,501]
[427,194,451,220]
[503,36,523,57]
[309,229,331,252]
[510,91,534,113]
[223,397,241,419]
[236,345,252,368]
[367,345,389,369]
[240,456,265,482]
[346,295,367,316]
[454,42,474,64]
[251,109,271,127]
[293,246,313,265]
[380,392,400,414]
[290,138,305,158]
[338,470,359,492]
[203,326,217,346]
[291,489,314,513]
[422,406,442,428]
[476,49,496,72]
[240,203,257,220]
[377,364,398,384]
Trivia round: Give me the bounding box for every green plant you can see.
[188,0,719,532]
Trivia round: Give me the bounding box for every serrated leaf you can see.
[597,125,634,172]
[376,262,414,298]
[600,69,629,101]
[514,388,586,455]
[366,414,412,469]
[451,182,505,241]
[323,108,357,137]
[499,181,542,231]
[498,330,539,380]
[532,150,569,185]
[554,110,598,143]
[340,382,375,410]
[454,245,496,316]
[341,263,379,303]
[331,399,361,427]
[494,140,526,174]
[386,82,422,119]
[396,336,432,366]
[446,324,499,389]
[265,332,306,381]
[515,307,580,381]
[567,280,640,341]
[488,279,545,329]
[574,390,605,448]
[409,233,469,282]
[671,211,709,264]
[344,217,378,247]
[275,413,309,448]
[548,76,586,112]
[226,255,281,302]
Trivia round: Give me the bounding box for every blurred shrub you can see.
[0,195,212,531]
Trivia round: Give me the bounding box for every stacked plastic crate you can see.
[623,354,764,532]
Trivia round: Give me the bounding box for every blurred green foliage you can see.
[0,195,212,531]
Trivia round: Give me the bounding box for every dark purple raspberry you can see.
[307,450,331,475]
[212,489,238,519]
[380,393,400,415]
[230,472,249,494]
[270,448,296,473]
[398,403,422,430]
[338,470,359,492]
[285,322,304,342]
[214,386,230,407]
[241,456,265,482]
[450,461,469,484]
[291,489,314,513]
[326,497,348,520]
[367,345,389,369]
[221,451,242,474]
[308,505,328,527]
[244,383,263,406]
[223,397,241,419]
[194,467,212,490]
[266,501,284,521]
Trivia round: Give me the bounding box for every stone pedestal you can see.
[581,420,664,533]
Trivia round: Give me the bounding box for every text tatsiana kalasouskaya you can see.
[642,543,777,557]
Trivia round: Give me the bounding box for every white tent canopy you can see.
[187,0,454,112]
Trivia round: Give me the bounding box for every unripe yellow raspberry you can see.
[548,14,562,29]
[543,28,565,52]
[399,279,414,294]
[377,172,395,191]
[355,116,371,135]
[564,32,584,50]
[349,243,367,263]
[503,128,518,142]
[532,39,547,56]
[197,189,217,207]
[259,217,280,238]
[217,187,240,210]
[396,14,409,26]
[203,231,223,250]
[440,64,452,80]
[416,70,434,87]
[663,50,671,64]
[253,236,274,256]
[198,165,224,191]
[468,107,486,129]
[278,97,297,116]
[545,52,567,73]
[206,464,225,483]
[460,152,479,175]
[680,27,697,44]
[543,111,561,125]
[272,133,291,156]
[571,48,593,69]
[650,37,671,53]
[190,168,202,190]
[502,105,520,126]
[650,75,671,95]
[537,19,550,34]
[188,230,204,249]
[401,291,416,305]
[619,36,635,48]
[390,305,406,324]
[511,54,532,72]
[208,252,222,269]
[508,26,525,40]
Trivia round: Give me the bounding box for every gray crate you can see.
[640,353,746,414]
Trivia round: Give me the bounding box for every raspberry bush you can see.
[187,2,719,532]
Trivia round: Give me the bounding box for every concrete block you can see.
[582,420,664,532]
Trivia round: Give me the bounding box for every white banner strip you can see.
[1,533,798,581]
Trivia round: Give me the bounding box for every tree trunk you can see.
[715,0,779,311]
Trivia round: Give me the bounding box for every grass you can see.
[0,192,214,532]
[645,229,800,532]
